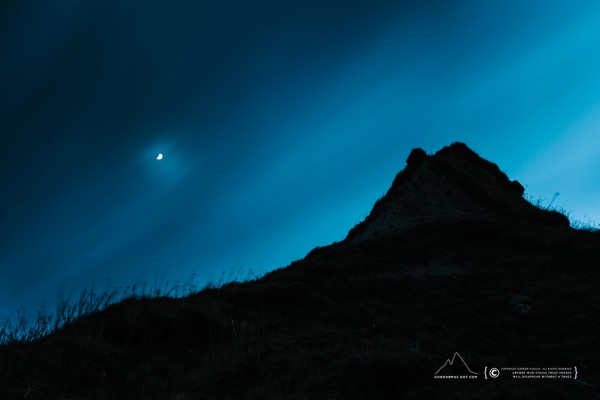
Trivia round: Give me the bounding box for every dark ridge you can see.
[345,142,568,243]
[0,143,598,400]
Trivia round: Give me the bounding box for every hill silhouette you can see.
[1,142,599,399]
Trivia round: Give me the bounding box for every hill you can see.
[1,142,599,399]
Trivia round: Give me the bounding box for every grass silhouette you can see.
[0,268,255,346]
[1,213,599,399]
[1,144,599,399]
[525,193,600,232]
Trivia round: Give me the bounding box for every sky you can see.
[2,0,600,318]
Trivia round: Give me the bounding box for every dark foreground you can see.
[2,144,599,399]
[2,218,599,399]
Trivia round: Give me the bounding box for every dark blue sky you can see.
[3,1,600,317]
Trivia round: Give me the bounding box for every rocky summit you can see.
[346,142,568,243]
[1,143,598,400]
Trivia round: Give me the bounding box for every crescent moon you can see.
[157,153,163,160]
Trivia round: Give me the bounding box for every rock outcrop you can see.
[346,142,569,243]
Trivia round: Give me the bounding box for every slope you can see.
[0,143,598,400]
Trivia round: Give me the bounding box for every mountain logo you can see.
[434,352,478,379]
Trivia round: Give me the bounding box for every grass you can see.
[1,144,600,398]
[1,216,599,399]
[525,193,600,232]
[0,267,257,346]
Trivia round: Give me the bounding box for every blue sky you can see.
[2,0,600,317]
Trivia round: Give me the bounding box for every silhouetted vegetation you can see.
[1,143,599,399]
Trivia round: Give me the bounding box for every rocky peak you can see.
[345,142,568,243]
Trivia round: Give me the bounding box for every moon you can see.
[156,153,163,160]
